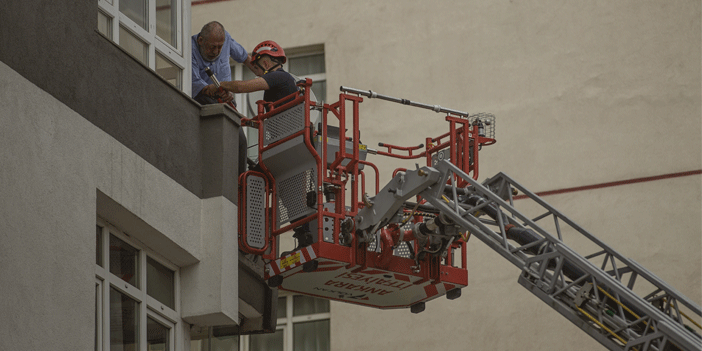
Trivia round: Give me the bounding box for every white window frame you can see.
[96,218,181,351]
[97,0,191,94]
[239,293,330,351]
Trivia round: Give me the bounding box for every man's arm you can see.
[220,77,270,94]
[191,51,210,98]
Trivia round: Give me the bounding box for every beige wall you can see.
[193,1,700,350]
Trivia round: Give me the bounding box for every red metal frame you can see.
[239,82,493,308]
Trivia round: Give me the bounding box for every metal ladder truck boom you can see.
[238,82,702,351]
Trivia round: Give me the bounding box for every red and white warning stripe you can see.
[267,245,317,276]
[423,282,456,300]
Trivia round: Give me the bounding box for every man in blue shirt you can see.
[191,21,255,104]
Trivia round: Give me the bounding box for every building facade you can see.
[0,0,699,351]
[0,0,275,350]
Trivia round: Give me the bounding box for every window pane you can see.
[156,0,177,47]
[293,295,329,316]
[293,320,329,351]
[277,297,287,318]
[288,54,325,76]
[249,329,283,351]
[119,26,148,66]
[311,80,326,104]
[96,225,103,267]
[120,0,147,30]
[156,52,182,89]
[97,11,112,38]
[110,287,139,351]
[147,317,169,351]
[211,333,238,351]
[110,234,139,287]
[147,257,175,309]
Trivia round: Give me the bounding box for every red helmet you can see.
[252,40,286,64]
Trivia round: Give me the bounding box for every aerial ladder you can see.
[237,79,702,351]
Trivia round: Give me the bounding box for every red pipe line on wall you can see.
[192,0,232,6]
[513,170,702,200]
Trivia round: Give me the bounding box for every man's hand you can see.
[201,84,218,97]
[217,89,235,103]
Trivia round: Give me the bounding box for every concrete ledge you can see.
[181,197,239,326]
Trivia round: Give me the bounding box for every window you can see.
[233,44,326,160]
[246,295,330,351]
[96,219,180,351]
[190,295,330,351]
[97,0,188,91]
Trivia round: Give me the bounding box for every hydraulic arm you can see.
[355,159,701,351]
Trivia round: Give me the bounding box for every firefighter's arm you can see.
[220,77,269,94]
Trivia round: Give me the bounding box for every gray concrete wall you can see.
[193,1,701,350]
[0,0,203,197]
[0,61,202,350]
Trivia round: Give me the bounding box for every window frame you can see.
[96,218,180,351]
[97,0,190,93]
[239,293,330,351]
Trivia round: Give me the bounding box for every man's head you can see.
[197,21,225,62]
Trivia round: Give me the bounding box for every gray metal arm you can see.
[358,160,701,351]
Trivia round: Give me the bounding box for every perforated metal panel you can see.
[246,175,267,249]
[393,241,414,258]
[263,103,306,147]
[276,167,316,226]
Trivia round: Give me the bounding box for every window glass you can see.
[250,329,284,351]
[96,225,103,267]
[98,11,112,38]
[147,317,169,351]
[310,80,326,104]
[119,25,148,65]
[293,320,330,351]
[211,334,238,351]
[109,234,140,287]
[277,297,287,318]
[293,295,329,316]
[110,287,140,350]
[147,257,175,309]
[155,0,176,47]
[288,54,325,76]
[156,51,182,89]
[120,0,147,30]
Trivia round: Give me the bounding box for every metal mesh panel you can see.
[263,103,305,147]
[246,175,267,249]
[469,112,496,139]
[276,167,316,225]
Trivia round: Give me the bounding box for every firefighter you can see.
[219,40,298,107]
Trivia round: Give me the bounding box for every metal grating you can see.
[469,112,496,139]
[263,103,305,147]
[276,167,316,225]
[246,175,267,249]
